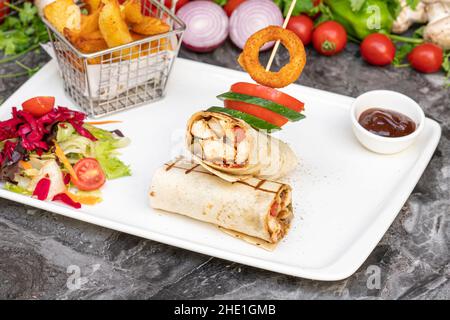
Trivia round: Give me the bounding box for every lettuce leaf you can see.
[56,123,131,180]
[86,125,131,179]
[93,139,131,179]
[4,182,32,195]
[56,122,76,142]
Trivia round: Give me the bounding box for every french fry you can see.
[44,0,81,34]
[99,0,133,48]
[131,16,170,36]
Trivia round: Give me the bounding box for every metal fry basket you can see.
[43,0,185,118]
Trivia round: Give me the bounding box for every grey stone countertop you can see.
[0,40,448,300]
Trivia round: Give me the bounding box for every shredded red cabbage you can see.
[0,106,96,159]
[53,193,81,209]
[0,141,18,165]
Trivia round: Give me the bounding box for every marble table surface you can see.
[0,40,448,300]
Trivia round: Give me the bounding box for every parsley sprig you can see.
[0,2,49,58]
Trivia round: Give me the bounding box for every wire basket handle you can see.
[157,0,177,12]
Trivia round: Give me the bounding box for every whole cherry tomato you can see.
[164,0,189,11]
[312,21,347,56]
[360,33,396,66]
[408,43,443,73]
[287,15,314,45]
[0,0,10,23]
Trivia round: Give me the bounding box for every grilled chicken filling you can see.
[267,188,293,243]
[190,118,249,167]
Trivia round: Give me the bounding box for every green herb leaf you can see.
[284,0,314,16]
[393,43,414,67]
[413,26,424,39]
[442,51,450,86]
[386,0,402,18]
[213,0,227,6]
[406,0,420,10]
[0,3,48,57]
[19,2,38,25]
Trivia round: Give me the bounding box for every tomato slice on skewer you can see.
[231,82,304,112]
[225,100,288,127]
[226,82,304,127]
[72,158,106,191]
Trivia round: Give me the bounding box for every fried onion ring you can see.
[238,26,306,88]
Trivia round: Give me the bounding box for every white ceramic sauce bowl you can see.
[350,90,425,154]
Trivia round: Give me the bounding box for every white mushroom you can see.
[423,1,450,49]
[392,0,428,34]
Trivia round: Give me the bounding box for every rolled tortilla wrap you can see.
[186,111,298,182]
[149,158,293,247]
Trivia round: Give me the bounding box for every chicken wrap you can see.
[149,158,293,248]
[186,111,298,182]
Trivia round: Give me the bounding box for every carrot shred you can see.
[53,141,78,182]
[86,120,122,125]
[19,160,32,170]
[65,190,102,206]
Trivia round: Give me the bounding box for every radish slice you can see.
[177,1,229,53]
[53,193,81,209]
[33,177,51,201]
[229,0,283,51]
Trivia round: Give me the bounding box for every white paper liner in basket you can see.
[42,41,176,100]
[85,51,175,100]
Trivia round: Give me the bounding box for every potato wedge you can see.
[81,30,104,41]
[84,0,102,12]
[44,0,81,34]
[131,16,170,36]
[99,0,133,48]
[80,6,102,35]
[64,28,108,53]
[123,0,143,25]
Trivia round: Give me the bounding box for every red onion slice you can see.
[177,1,229,53]
[229,0,284,51]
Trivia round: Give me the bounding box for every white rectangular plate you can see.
[0,58,441,281]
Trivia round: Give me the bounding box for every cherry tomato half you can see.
[360,33,396,66]
[224,0,246,17]
[408,43,443,74]
[73,158,106,191]
[312,21,347,56]
[286,15,314,46]
[226,82,305,127]
[22,96,55,117]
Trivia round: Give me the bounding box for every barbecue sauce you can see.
[358,108,416,138]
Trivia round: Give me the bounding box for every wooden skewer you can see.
[265,0,298,71]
